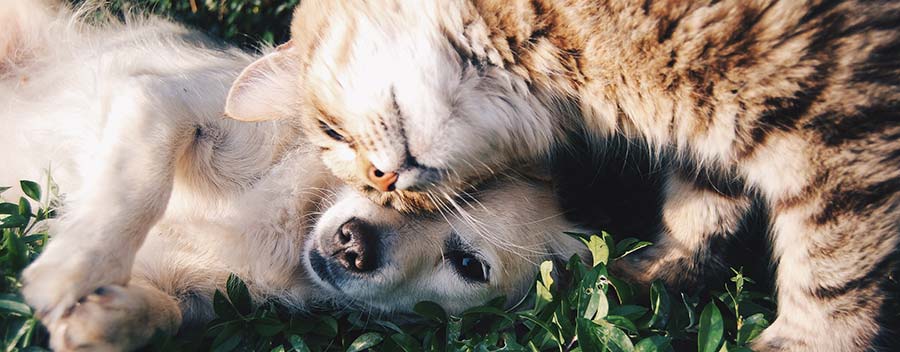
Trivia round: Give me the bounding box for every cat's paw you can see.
[748,327,797,352]
[47,285,178,352]
[609,247,705,293]
[21,241,133,325]
[609,248,665,286]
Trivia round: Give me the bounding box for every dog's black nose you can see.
[331,218,380,272]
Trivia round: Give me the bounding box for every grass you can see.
[0,178,776,351]
[69,0,299,50]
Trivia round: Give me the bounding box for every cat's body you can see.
[5,2,590,350]
[225,1,899,350]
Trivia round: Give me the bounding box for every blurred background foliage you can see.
[69,0,299,49]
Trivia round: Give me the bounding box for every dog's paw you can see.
[21,242,133,324]
[47,285,179,352]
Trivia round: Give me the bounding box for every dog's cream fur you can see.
[1,2,588,350]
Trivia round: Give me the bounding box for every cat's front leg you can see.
[47,282,182,352]
[613,169,751,291]
[21,82,193,324]
[749,180,896,351]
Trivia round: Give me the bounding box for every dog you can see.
[1,2,588,350]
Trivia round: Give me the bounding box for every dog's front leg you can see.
[22,81,195,324]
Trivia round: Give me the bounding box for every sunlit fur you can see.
[1,2,589,351]
[44,170,584,351]
[220,1,899,351]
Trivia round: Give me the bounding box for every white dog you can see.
[1,2,588,350]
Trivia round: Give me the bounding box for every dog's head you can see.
[302,177,589,315]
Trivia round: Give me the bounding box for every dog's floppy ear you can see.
[224,40,299,122]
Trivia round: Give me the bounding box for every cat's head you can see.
[224,0,559,212]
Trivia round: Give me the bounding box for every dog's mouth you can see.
[305,248,345,292]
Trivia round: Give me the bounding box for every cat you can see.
[2,2,588,350]
[224,1,900,350]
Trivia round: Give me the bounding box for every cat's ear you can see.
[224,40,299,122]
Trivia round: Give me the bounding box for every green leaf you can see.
[597,321,635,352]
[0,295,32,316]
[210,322,242,352]
[724,345,754,352]
[516,312,562,347]
[18,198,31,219]
[0,186,10,195]
[601,232,616,256]
[615,240,653,259]
[1,214,27,228]
[212,290,239,321]
[575,318,604,352]
[680,293,699,330]
[375,320,405,335]
[0,203,18,215]
[535,281,554,313]
[698,302,725,352]
[3,317,38,351]
[634,336,673,352]
[609,305,648,322]
[225,273,252,316]
[605,315,638,334]
[613,238,639,257]
[414,301,447,323]
[563,231,592,242]
[347,332,383,352]
[288,335,311,352]
[253,316,283,337]
[539,260,554,290]
[577,263,609,321]
[582,235,610,266]
[20,181,40,202]
[578,319,634,352]
[462,306,514,323]
[3,229,27,270]
[736,313,769,345]
[313,315,338,338]
[389,333,420,352]
[645,281,671,329]
[608,275,634,304]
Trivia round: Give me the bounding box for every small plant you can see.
[0,177,775,351]
[145,232,774,351]
[1,176,59,351]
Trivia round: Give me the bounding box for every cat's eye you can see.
[447,250,490,283]
[319,120,346,142]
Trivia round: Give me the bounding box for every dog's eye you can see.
[447,250,490,283]
[319,120,346,142]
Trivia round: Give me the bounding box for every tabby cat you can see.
[224,1,899,350]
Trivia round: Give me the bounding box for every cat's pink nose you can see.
[367,166,398,192]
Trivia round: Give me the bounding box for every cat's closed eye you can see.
[319,120,346,142]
